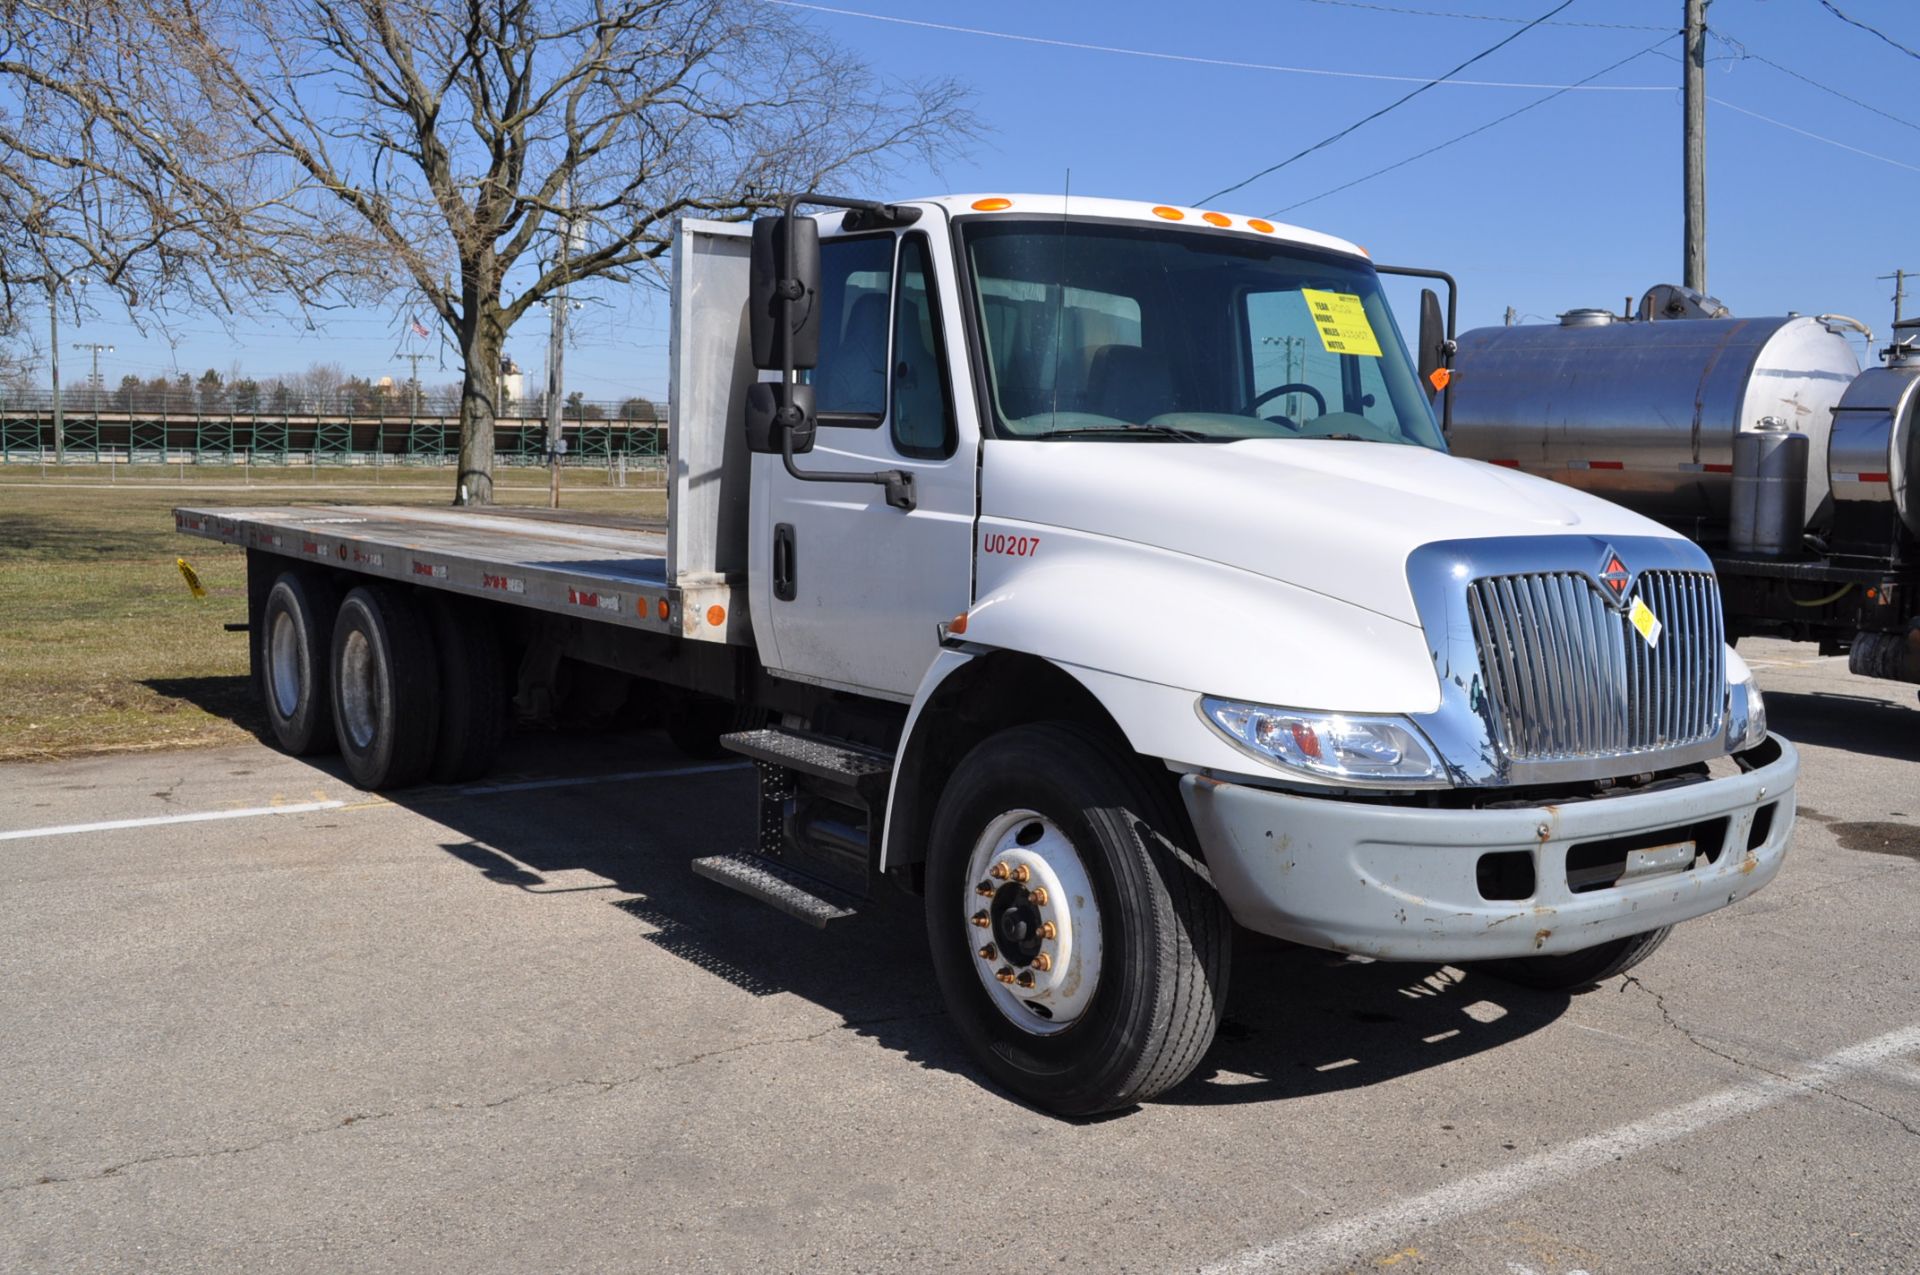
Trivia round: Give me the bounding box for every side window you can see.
[890,236,956,459]
[805,235,895,420]
[1244,290,1341,423]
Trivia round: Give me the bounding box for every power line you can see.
[768,0,1667,92]
[1271,35,1673,214]
[1195,0,1581,206]
[1710,95,1920,175]
[1295,0,1672,32]
[1709,29,1920,134]
[1817,1,1920,62]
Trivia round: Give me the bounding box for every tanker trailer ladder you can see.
[692,727,896,928]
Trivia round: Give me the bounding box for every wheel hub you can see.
[963,810,1101,1034]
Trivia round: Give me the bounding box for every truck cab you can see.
[182,193,1798,1117]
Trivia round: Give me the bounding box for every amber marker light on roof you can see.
[1201,212,1231,227]
[971,197,1012,211]
[1151,205,1184,220]
[1247,219,1275,234]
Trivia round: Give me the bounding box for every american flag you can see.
[410,316,430,338]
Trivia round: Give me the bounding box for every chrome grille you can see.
[1465,569,1725,761]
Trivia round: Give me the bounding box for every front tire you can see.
[925,722,1230,1116]
[258,570,338,756]
[329,584,440,791]
[1473,926,1671,991]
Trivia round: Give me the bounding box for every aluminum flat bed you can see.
[174,504,745,643]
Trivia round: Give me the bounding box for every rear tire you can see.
[329,584,440,790]
[427,595,506,783]
[258,570,338,756]
[925,722,1230,1116]
[1473,926,1671,992]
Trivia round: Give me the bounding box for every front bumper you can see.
[1180,734,1798,961]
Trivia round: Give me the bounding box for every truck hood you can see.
[978,438,1685,625]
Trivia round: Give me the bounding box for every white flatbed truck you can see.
[177,193,1798,1115]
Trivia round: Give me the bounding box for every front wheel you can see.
[1472,927,1671,992]
[925,722,1230,1116]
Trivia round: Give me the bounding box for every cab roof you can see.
[906,194,1370,261]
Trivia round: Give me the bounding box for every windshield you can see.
[962,219,1444,449]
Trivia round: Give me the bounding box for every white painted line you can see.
[0,800,346,843]
[453,760,749,796]
[1200,1024,1920,1275]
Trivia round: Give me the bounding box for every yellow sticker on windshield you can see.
[1301,289,1383,358]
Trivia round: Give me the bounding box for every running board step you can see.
[691,852,860,928]
[720,727,894,807]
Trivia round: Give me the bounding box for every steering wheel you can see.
[1250,382,1326,419]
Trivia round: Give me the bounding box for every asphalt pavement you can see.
[2,637,1916,1273]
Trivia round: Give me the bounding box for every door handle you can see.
[773,523,796,602]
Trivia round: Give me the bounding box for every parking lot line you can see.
[1200,1023,1920,1275]
[0,799,346,843]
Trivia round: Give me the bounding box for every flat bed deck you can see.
[174,504,744,643]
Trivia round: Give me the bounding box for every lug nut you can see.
[1012,864,1031,883]
[1038,921,1057,940]
[1029,887,1049,906]
[976,882,995,897]
[971,911,991,928]
[1033,952,1053,972]
[995,966,1017,984]
[989,862,1011,880]
[1016,971,1037,989]
[978,944,997,961]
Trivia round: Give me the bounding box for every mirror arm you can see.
[1376,262,1458,438]
[772,190,921,512]
[779,425,917,511]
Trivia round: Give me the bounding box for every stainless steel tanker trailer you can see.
[1446,285,1919,694]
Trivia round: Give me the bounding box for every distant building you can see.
[499,355,525,409]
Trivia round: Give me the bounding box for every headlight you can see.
[1200,697,1448,786]
[1728,664,1767,752]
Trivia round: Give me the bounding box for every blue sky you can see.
[32,0,1920,402]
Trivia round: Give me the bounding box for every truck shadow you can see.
[1760,689,1920,765]
[341,728,1571,1114]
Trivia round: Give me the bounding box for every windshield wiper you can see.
[1041,423,1215,443]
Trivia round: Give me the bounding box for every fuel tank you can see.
[1448,312,1860,534]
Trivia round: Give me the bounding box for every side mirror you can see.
[1417,287,1449,399]
[745,382,817,456]
[750,216,821,371]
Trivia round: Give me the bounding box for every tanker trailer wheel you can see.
[924,722,1230,1116]
[1471,926,1671,992]
[329,584,440,791]
[258,569,339,756]
[426,594,506,783]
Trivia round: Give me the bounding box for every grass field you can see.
[0,464,668,761]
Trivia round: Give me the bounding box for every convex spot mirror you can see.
[745,382,817,456]
[750,216,821,371]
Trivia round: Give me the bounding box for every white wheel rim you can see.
[338,628,379,750]
[962,809,1102,1036]
[268,610,302,718]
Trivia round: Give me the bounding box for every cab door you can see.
[750,217,978,700]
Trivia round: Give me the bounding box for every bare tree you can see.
[0,2,363,330]
[138,0,970,503]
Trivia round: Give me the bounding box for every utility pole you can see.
[400,351,427,417]
[1504,306,1517,327]
[47,281,64,465]
[1684,0,1708,293]
[1879,269,1910,326]
[72,342,113,409]
[545,181,577,510]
